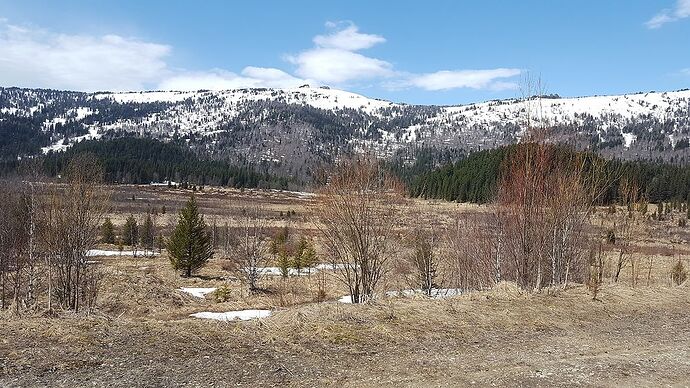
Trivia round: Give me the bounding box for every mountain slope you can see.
[1,85,689,177]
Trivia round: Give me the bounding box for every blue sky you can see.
[0,0,689,105]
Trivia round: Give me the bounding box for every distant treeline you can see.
[410,144,690,204]
[41,137,291,189]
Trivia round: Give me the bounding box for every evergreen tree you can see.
[101,217,115,244]
[122,215,139,246]
[167,194,213,277]
[141,213,155,251]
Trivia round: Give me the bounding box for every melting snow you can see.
[338,288,463,303]
[86,249,159,257]
[621,132,636,148]
[190,309,272,321]
[180,287,217,298]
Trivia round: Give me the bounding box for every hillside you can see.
[1,86,690,178]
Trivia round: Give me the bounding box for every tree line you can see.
[41,137,292,189]
[410,143,690,204]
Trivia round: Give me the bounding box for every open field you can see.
[2,184,690,387]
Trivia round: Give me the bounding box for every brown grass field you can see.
[2,185,690,387]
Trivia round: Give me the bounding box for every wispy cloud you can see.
[313,21,386,51]
[159,67,309,91]
[645,0,690,28]
[402,69,522,91]
[0,20,171,91]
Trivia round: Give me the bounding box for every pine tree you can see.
[167,194,213,277]
[122,215,139,246]
[300,239,317,274]
[101,217,115,244]
[141,213,155,251]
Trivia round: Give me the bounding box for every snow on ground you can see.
[314,263,349,270]
[250,264,345,277]
[41,127,103,154]
[86,249,159,257]
[180,287,217,298]
[251,267,316,276]
[149,180,178,186]
[338,288,463,303]
[190,309,272,321]
[621,132,637,148]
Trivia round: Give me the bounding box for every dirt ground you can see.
[3,185,690,387]
[2,284,689,387]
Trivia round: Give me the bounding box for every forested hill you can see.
[42,137,292,189]
[410,145,690,204]
[2,86,690,181]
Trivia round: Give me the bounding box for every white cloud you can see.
[159,67,309,91]
[313,22,385,51]
[0,18,521,94]
[287,22,393,85]
[402,69,522,91]
[645,0,690,28]
[0,20,171,91]
[287,48,393,84]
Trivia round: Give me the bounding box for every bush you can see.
[671,260,687,286]
[213,285,233,302]
[679,218,687,227]
[606,229,616,244]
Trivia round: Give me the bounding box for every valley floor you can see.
[2,284,689,387]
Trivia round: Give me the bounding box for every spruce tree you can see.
[167,194,213,277]
[101,217,115,244]
[141,213,155,251]
[122,215,139,246]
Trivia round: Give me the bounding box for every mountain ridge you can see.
[1,85,689,179]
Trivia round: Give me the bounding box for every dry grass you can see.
[4,187,690,386]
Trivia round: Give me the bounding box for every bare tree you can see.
[230,206,269,292]
[0,182,29,312]
[315,158,403,303]
[444,213,497,292]
[406,227,440,296]
[612,178,639,283]
[45,154,109,312]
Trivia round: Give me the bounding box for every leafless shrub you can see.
[315,157,403,303]
[405,227,441,296]
[588,242,605,301]
[44,154,110,312]
[671,259,687,286]
[228,206,269,293]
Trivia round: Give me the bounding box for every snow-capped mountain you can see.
[1,85,689,177]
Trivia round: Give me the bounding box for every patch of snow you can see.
[86,249,159,257]
[180,287,217,298]
[190,309,271,321]
[386,288,463,299]
[149,180,178,186]
[41,127,102,154]
[315,263,349,270]
[621,132,636,148]
[338,288,463,303]
[251,267,316,276]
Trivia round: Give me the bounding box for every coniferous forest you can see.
[41,137,292,189]
[410,144,690,204]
